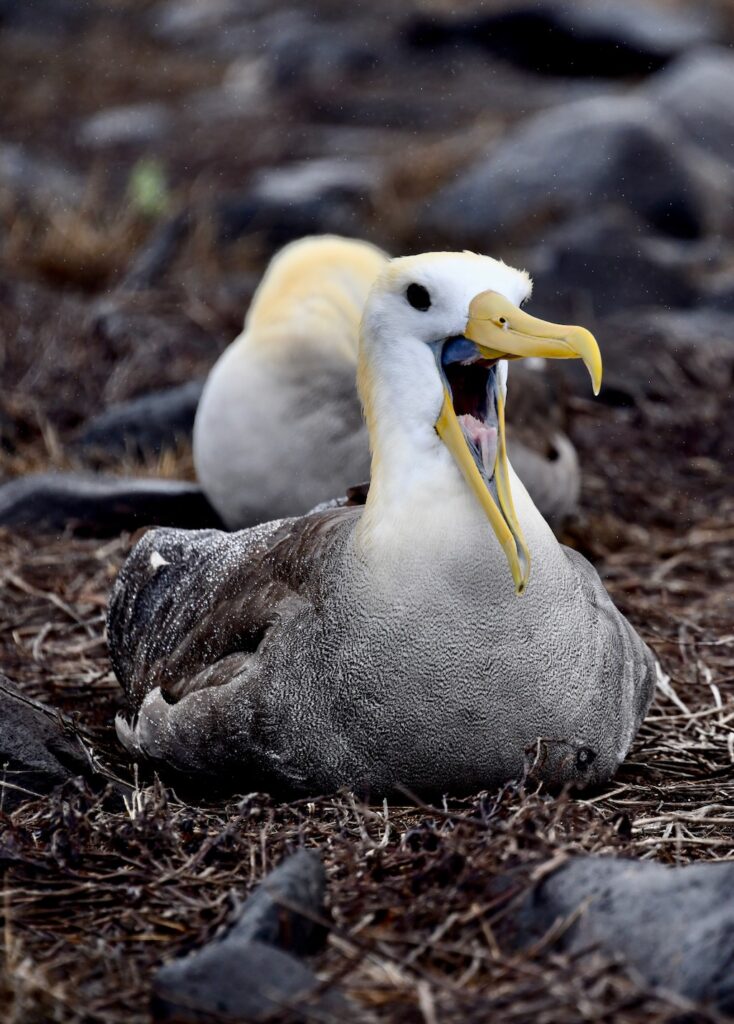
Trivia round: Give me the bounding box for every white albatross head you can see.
[358,251,602,595]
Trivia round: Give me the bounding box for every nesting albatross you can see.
[193,236,581,529]
[109,251,655,797]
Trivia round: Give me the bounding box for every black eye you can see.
[575,747,596,771]
[406,283,431,311]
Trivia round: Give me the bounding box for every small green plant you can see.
[127,158,170,218]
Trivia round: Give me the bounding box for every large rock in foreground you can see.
[514,855,734,1014]
[0,676,91,811]
[152,850,351,1022]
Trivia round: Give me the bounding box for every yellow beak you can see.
[435,291,602,595]
[464,290,602,394]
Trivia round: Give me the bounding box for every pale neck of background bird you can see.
[243,241,387,363]
[245,291,364,364]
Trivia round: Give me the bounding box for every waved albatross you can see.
[193,236,580,529]
[109,251,655,797]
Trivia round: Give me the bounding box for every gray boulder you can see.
[265,10,383,90]
[152,851,350,1022]
[525,209,698,322]
[558,307,734,413]
[0,143,82,212]
[225,849,327,955]
[514,855,734,1014]
[0,473,223,535]
[0,676,90,811]
[646,47,734,164]
[216,158,379,246]
[251,158,381,209]
[149,0,270,54]
[702,276,734,313]
[78,102,173,149]
[153,940,333,1022]
[425,96,706,245]
[74,381,205,459]
[0,0,89,34]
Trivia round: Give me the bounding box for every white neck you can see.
[354,327,558,587]
[359,337,446,519]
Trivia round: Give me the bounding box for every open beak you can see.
[464,290,602,394]
[434,290,602,595]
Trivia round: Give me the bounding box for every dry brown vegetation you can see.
[1,375,732,1020]
[1,0,733,1019]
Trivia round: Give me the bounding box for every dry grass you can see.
[1,201,150,291]
[0,180,732,1022]
[0,367,732,1021]
[1,190,732,1022]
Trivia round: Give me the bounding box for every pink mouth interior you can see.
[459,414,497,477]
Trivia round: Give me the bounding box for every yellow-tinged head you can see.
[357,251,601,594]
[245,235,388,362]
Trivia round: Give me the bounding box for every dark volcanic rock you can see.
[0,143,83,212]
[0,676,90,810]
[0,473,223,536]
[425,96,705,245]
[74,381,204,458]
[266,10,382,90]
[251,159,380,209]
[216,192,363,247]
[405,0,714,78]
[225,849,327,954]
[149,0,270,54]
[645,47,734,164]
[558,308,734,427]
[119,212,192,292]
[78,102,173,149]
[216,158,378,246]
[152,851,346,1022]
[0,0,90,34]
[153,939,331,1022]
[514,855,734,1014]
[701,277,734,313]
[526,210,699,322]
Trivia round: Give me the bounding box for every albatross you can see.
[109,250,655,797]
[193,236,580,529]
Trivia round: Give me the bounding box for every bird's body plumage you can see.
[111,466,654,795]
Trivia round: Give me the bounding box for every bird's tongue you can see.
[458,414,497,478]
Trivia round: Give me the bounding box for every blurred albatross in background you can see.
[193,236,581,530]
[108,249,655,797]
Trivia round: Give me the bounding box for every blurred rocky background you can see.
[2,0,734,534]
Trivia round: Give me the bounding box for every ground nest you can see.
[0,387,732,1021]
